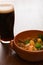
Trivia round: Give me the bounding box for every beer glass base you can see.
[1,40,10,43]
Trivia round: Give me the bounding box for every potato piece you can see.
[37,38,42,43]
[33,46,37,51]
[28,45,34,51]
[27,45,37,51]
[29,40,35,46]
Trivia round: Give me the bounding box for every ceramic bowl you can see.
[12,30,43,62]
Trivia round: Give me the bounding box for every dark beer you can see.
[0,5,14,41]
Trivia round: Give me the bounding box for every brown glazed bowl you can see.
[13,30,43,62]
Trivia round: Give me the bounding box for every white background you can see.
[0,0,43,36]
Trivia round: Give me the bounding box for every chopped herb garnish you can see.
[24,40,30,44]
[38,34,43,41]
[35,43,41,49]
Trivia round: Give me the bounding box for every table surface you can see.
[0,43,43,65]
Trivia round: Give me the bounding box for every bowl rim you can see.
[15,30,43,36]
[14,30,43,53]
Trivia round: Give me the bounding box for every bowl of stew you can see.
[12,30,43,62]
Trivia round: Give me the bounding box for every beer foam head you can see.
[0,4,14,13]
